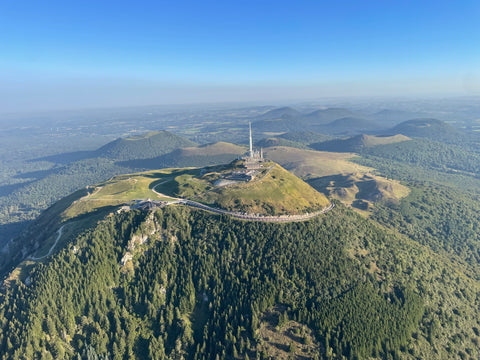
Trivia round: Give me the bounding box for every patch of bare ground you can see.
[256,306,323,359]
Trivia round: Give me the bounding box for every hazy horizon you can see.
[1,0,479,113]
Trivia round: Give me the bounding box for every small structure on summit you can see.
[242,122,264,170]
[216,123,267,184]
[225,169,257,182]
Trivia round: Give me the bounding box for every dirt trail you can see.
[30,225,65,260]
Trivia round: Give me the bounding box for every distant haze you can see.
[0,0,479,113]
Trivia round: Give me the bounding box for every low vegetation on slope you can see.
[192,163,330,215]
[61,169,180,221]
[264,146,373,179]
[264,146,409,212]
[309,173,409,211]
[36,159,330,224]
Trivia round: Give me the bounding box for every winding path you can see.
[138,196,335,223]
[177,199,335,222]
[149,175,336,222]
[30,225,65,260]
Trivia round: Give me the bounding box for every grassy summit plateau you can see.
[189,161,330,215]
[63,160,329,220]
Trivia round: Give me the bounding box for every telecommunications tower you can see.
[249,122,253,158]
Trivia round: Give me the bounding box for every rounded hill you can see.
[95,130,197,160]
[164,141,245,165]
[388,118,466,143]
[257,106,302,120]
[190,162,330,215]
[311,134,410,152]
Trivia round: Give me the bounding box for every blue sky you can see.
[0,0,479,112]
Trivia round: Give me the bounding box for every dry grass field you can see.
[265,146,410,212]
[265,146,373,178]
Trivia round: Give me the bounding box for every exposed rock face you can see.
[128,234,149,250]
[120,252,133,266]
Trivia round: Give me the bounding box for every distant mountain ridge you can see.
[319,117,383,135]
[254,106,439,135]
[371,109,425,126]
[34,131,199,164]
[303,108,359,125]
[254,107,379,134]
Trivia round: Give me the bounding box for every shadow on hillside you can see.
[116,154,172,170]
[0,181,35,197]
[117,152,240,170]
[0,220,32,247]
[29,150,94,164]
[65,205,121,240]
[14,167,63,181]
[146,168,202,197]
[307,174,355,194]
[355,178,379,200]
[308,174,379,210]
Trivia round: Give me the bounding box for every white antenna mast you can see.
[249,122,253,157]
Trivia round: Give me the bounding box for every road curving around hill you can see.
[135,196,335,223]
[149,173,334,222]
[176,199,335,222]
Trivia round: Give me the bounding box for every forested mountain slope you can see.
[361,138,480,175]
[1,202,479,359]
[0,202,466,360]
